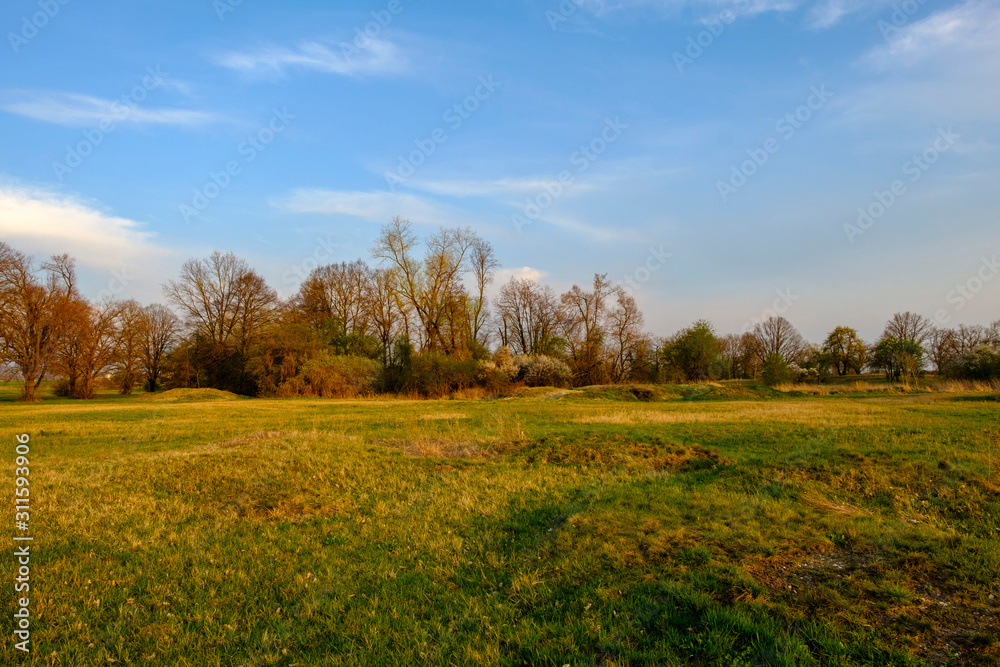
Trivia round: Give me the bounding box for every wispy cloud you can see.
[806,0,894,29]
[215,38,409,77]
[843,1,1000,123]
[575,0,897,28]
[405,177,597,199]
[864,0,1000,70]
[0,90,221,127]
[272,189,468,226]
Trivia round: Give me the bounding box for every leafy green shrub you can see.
[762,353,793,386]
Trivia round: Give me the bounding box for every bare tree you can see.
[371,217,482,352]
[468,237,499,347]
[367,268,405,365]
[56,299,121,399]
[0,244,70,401]
[753,316,807,364]
[295,260,372,335]
[140,304,179,392]
[560,273,616,385]
[606,289,647,382]
[113,299,145,394]
[164,251,276,352]
[495,277,560,355]
[884,311,932,344]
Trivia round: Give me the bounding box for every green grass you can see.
[2,383,998,665]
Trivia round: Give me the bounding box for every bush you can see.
[522,355,573,387]
[277,353,378,398]
[762,353,793,387]
[408,353,478,397]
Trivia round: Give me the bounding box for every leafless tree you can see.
[753,316,807,364]
[164,251,276,353]
[56,299,121,399]
[560,273,616,385]
[884,311,932,344]
[495,277,560,355]
[295,260,372,334]
[140,304,179,392]
[468,237,499,347]
[113,299,145,394]
[371,217,483,352]
[606,290,647,382]
[0,244,70,401]
[367,268,405,365]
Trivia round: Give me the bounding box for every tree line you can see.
[2,219,999,401]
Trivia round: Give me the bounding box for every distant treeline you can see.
[2,218,998,401]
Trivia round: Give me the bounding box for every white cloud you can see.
[215,38,408,77]
[494,266,546,284]
[574,0,904,27]
[864,1,1000,71]
[0,90,220,127]
[843,1,1000,123]
[273,188,468,226]
[0,184,169,290]
[806,0,894,29]
[405,177,596,199]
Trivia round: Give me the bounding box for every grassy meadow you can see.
[1,381,998,666]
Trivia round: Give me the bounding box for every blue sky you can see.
[1,0,997,343]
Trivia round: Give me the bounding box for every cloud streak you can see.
[215,38,409,77]
[0,90,220,128]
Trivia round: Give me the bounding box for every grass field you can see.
[2,382,998,666]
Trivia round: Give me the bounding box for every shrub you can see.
[522,355,573,387]
[277,353,378,398]
[408,353,478,397]
[762,353,793,387]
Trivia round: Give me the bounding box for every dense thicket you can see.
[2,224,998,400]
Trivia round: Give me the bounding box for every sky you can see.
[1,0,998,343]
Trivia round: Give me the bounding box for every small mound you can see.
[146,388,243,403]
[575,385,677,402]
[498,387,580,400]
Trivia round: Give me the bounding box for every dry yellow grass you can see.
[573,401,888,427]
[419,413,468,420]
[801,491,874,518]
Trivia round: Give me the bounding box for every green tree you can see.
[870,337,924,383]
[761,353,793,386]
[822,326,866,376]
[661,320,719,382]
